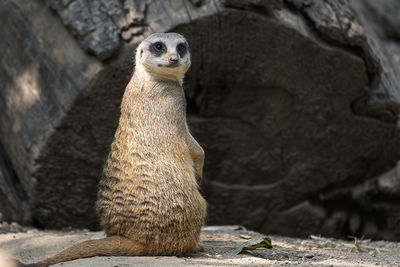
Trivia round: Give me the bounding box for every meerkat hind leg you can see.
[27,235,146,267]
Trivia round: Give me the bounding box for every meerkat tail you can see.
[23,236,145,267]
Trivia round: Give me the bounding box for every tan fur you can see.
[22,33,207,267]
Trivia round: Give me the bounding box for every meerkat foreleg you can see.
[188,136,204,182]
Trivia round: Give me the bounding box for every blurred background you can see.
[1,0,400,240]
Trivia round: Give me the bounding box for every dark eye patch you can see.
[176,42,187,57]
[149,41,166,56]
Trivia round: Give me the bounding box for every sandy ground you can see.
[0,224,399,266]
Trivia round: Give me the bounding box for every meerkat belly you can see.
[97,146,205,238]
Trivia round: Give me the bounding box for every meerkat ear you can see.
[140,49,144,57]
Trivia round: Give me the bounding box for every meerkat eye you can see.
[176,43,187,57]
[155,42,163,50]
[150,41,166,56]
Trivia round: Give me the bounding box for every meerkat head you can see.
[135,33,191,83]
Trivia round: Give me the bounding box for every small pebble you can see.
[304,253,314,258]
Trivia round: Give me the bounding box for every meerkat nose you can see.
[169,57,179,64]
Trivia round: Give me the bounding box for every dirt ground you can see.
[0,223,399,266]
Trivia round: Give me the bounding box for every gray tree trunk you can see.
[1,0,400,239]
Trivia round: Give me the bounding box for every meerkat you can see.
[17,32,207,267]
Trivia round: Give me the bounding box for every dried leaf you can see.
[234,237,273,255]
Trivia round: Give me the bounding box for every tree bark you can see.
[0,0,100,223]
[1,0,400,239]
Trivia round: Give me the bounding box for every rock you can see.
[304,253,314,258]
